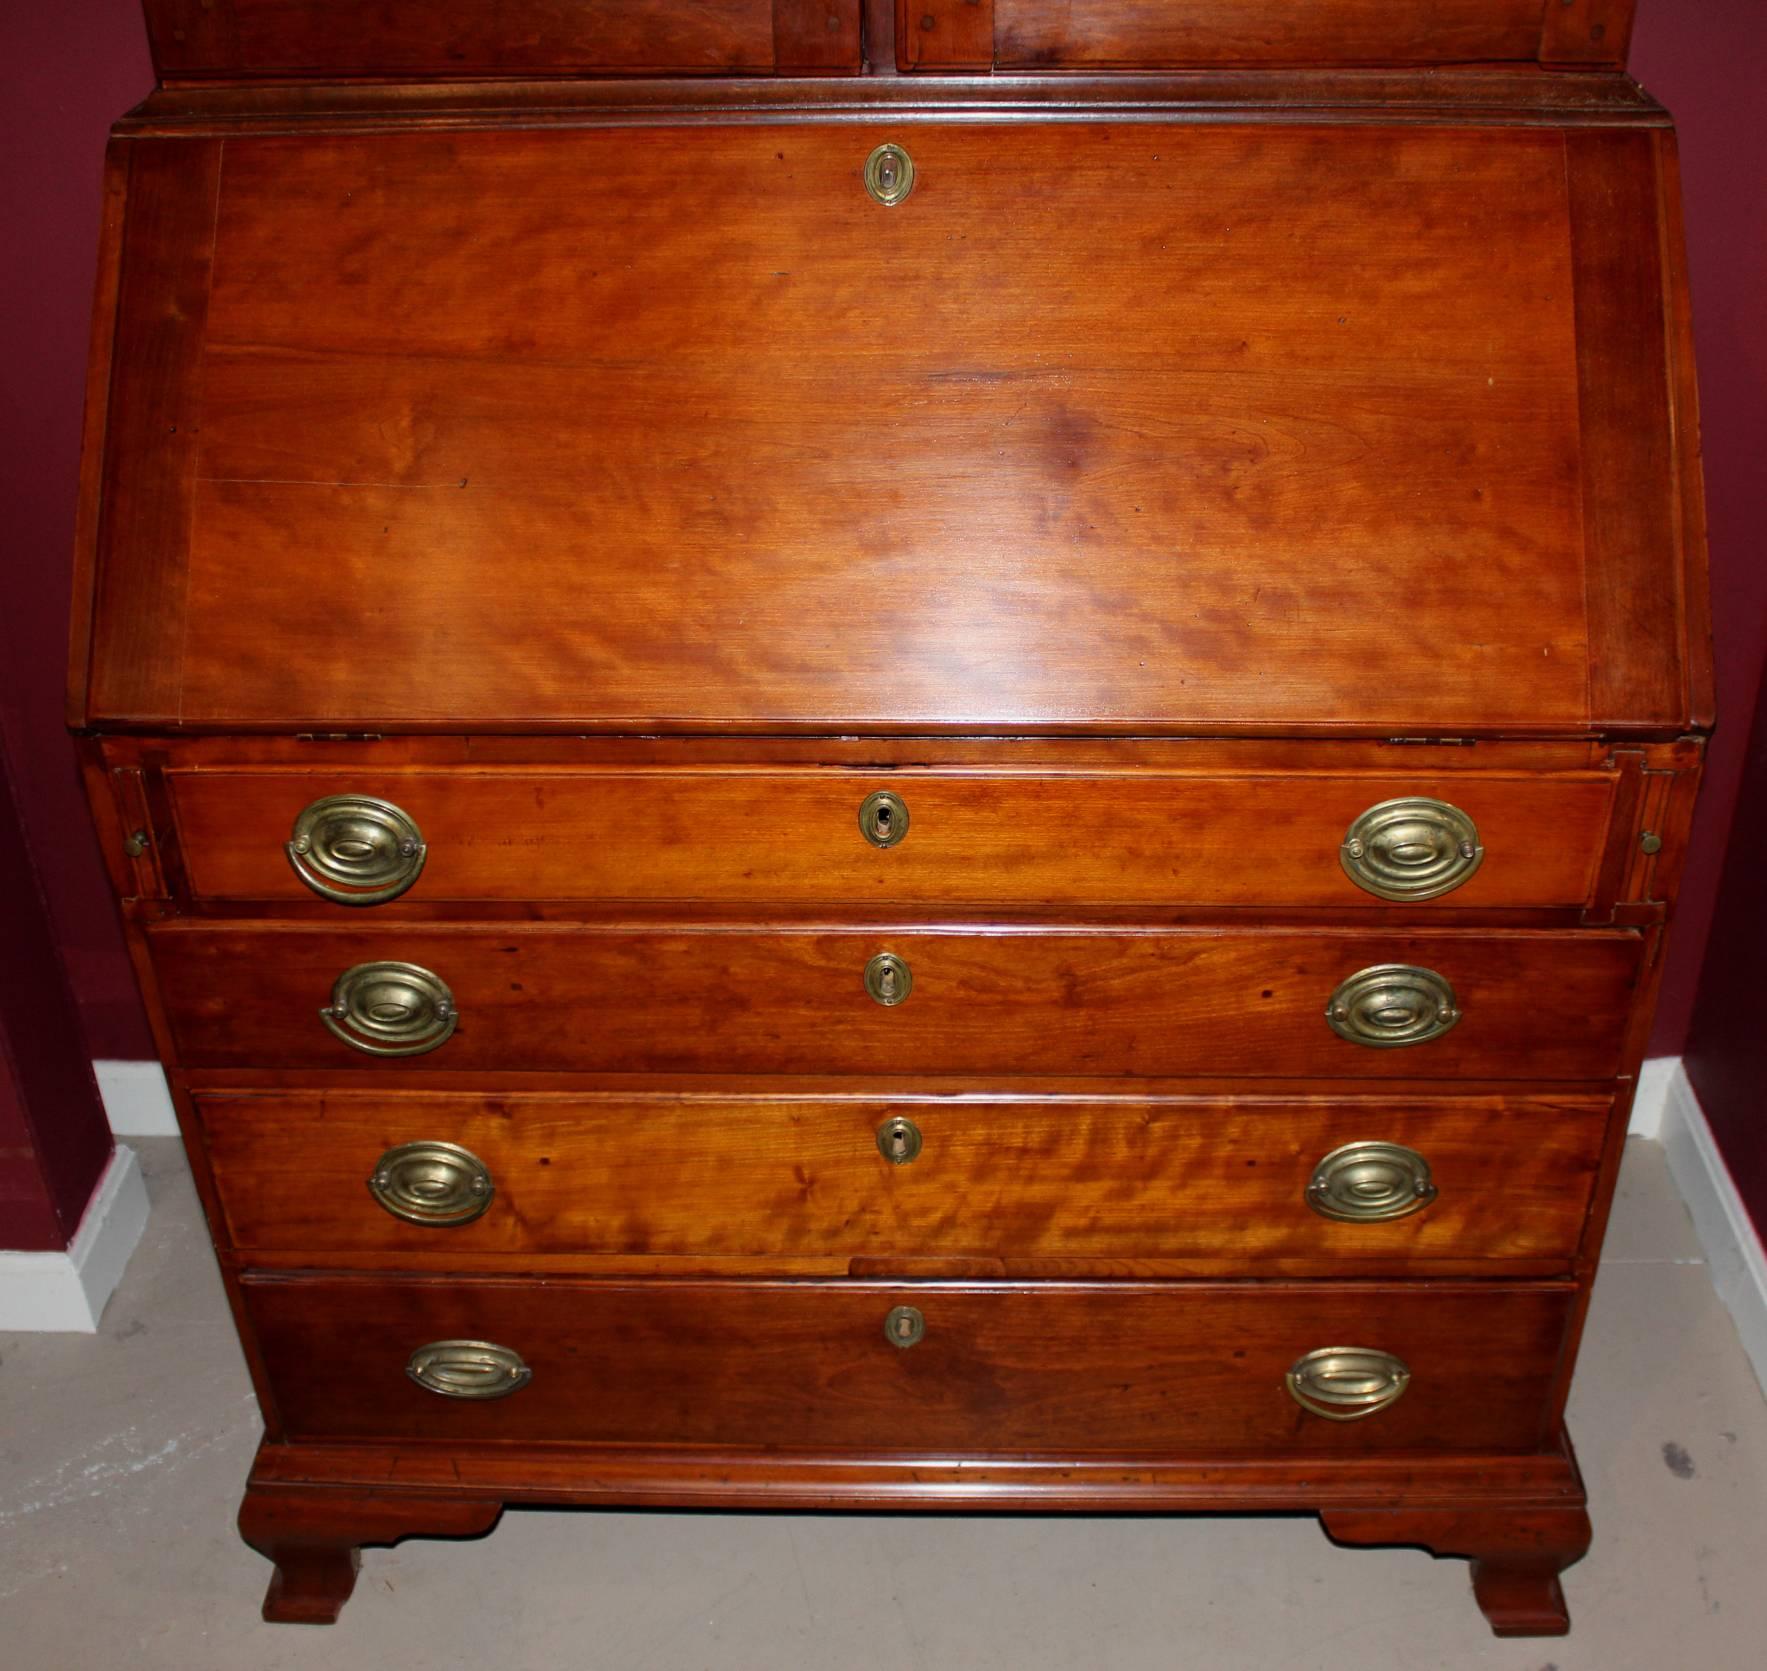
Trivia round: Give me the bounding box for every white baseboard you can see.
[1629,1055,1678,1138]
[0,1145,150,1332]
[94,1058,180,1138]
[1659,1061,1767,1399]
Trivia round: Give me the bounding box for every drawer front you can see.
[200,1088,1610,1272]
[169,768,1614,909]
[153,923,1641,1079]
[241,1275,1571,1453]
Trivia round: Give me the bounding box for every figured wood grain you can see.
[147,921,1641,1078]
[197,1087,1609,1270]
[240,1275,1573,1453]
[165,766,1617,909]
[144,1,861,79]
[83,122,1627,734]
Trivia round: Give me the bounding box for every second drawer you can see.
[151,922,1642,1078]
[198,1087,1611,1274]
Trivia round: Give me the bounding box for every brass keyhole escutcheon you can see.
[864,952,913,1006]
[864,143,916,207]
[877,1115,923,1165]
[884,1305,925,1349]
[858,790,910,848]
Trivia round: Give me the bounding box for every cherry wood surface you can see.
[1323,1504,1592,1637]
[114,65,1672,138]
[196,1086,1610,1272]
[147,920,1641,1078]
[167,765,1617,909]
[240,1274,1572,1452]
[234,1440,1588,1625]
[145,1,863,79]
[73,120,1703,737]
[904,1,1636,72]
[67,0,1712,1636]
[239,1483,503,1624]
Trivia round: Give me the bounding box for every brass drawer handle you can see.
[864,951,913,1006]
[369,1141,494,1226]
[858,789,910,848]
[884,1305,925,1348]
[1341,797,1482,901]
[864,143,915,206]
[1326,965,1460,1049]
[406,1340,531,1400]
[1286,1347,1411,1422]
[322,961,458,1057]
[288,793,426,905]
[1306,1141,1436,1223]
[877,1115,923,1165]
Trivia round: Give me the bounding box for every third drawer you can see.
[197,1087,1612,1274]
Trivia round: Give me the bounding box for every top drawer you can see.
[166,766,1618,910]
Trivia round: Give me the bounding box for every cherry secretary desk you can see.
[69,0,1711,1637]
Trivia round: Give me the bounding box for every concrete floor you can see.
[2,1138,1763,1670]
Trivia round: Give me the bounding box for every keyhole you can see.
[880,966,898,998]
[874,805,891,834]
[878,153,899,190]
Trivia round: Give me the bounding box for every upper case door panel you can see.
[144,1,863,78]
[80,123,1695,735]
[900,2,1635,71]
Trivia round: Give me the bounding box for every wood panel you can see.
[144,1,862,79]
[166,766,1617,908]
[82,122,1624,734]
[85,141,221,726]
[241,1274,1573,1453]
[148,921,1642,1078]
[898,0,993,70]
[199,1087,1609,1271]
[1567,131,1686,730]
[988,1,1550,70]
[1538,1,1635,67]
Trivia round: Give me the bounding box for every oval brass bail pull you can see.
[287,793,427,905]
[1341,798,1482,901]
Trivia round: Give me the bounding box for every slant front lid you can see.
[77,121,1705,735]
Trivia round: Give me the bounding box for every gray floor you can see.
[2,1138,1763,1670]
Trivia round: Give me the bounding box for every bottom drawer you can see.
[242,1276,1571,1454]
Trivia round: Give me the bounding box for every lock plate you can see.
[877,1115,924,1165]
[858,790,910,848]
[864,143,916,206]
[864,952,913,1006]
[884,1305,925,1348]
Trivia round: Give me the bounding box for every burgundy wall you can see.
[1631,4,1767,1053]
[1685,646,1767,1231]
[0,734,115,1249]
[0,2,1760,1071]
[1,1,155,1061]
